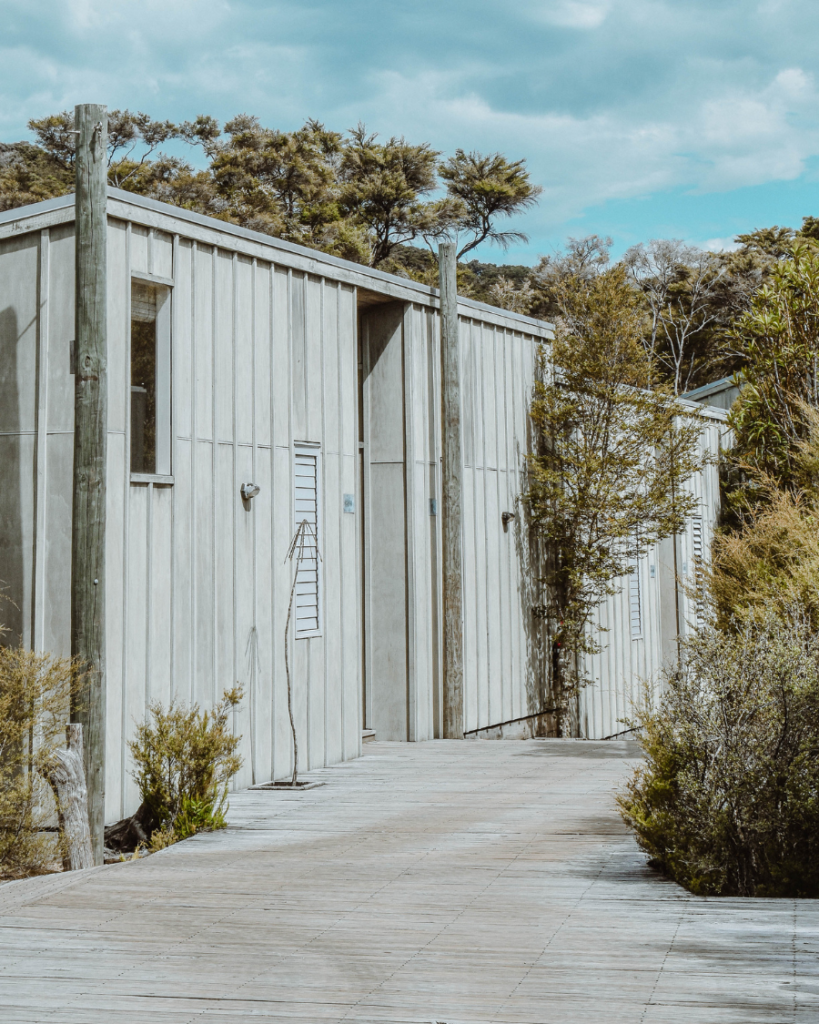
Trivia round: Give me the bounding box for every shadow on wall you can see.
[515,374,556,738]
[0,307,24,640]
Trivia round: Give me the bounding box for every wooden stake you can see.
[71,103,108,865]
[40,724,94,872]
[439,243,464,739]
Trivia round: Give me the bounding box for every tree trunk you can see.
[41,724,94,872]
[104,800,158,855]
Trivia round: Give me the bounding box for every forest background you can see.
[4,108,818,396]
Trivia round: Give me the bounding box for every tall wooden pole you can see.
[71,103,108,865]
[439,243,464,739]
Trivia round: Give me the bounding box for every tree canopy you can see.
[1,109,540,274]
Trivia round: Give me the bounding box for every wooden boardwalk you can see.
[1,739,817,1022]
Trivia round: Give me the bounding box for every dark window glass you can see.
[130,282,157,473]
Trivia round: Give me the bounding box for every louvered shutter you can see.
[294,450,320,636]
[629,546,642,640]
[691,516,705,628]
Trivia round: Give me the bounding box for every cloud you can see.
[528,1,614,29]
[1,0,818,258]
[700,237,743,253]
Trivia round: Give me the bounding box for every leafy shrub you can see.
[618,613,819,897]
[710,486,819,631]
[0,647,79,878]
[128,688,243,846]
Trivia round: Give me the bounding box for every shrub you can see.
[618,613,819,897]
[710,486,819,631]
[0,647,79,878]
[128,688,243,847]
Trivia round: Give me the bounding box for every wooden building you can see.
[0,187,725,823]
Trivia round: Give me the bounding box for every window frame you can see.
[293,441,322,640]
[129,274,173,483]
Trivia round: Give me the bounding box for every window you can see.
[629,533,642,640]
[130,279,171,475]
[294,444,321,637]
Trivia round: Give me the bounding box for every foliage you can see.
[439,149,542,260]
[5,109,539,271]
[0,646,80,878]
[486,275,536,315]
[337,124,450,267]
[710,485,819,631]
[711,406,819,628]
[619,613,819,897]
[128,687,243,845]
[530,234,613,321]
[623,240,725,394]
[0,142,73,211]
[525,265,704,729]
[726,242,819,486]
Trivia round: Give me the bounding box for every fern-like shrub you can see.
[129,688,243,848]
[618,613,819,897]
[0,647,79,878]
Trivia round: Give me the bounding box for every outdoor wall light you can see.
[502,511,516,531]
[241,482,261,501]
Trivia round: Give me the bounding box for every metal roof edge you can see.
[0,192,75,227]
[683,376,738,400]
[0,190,554,336]
[106,188,554,336]
[677,396,729,422]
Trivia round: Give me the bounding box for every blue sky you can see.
[2,0,818,264]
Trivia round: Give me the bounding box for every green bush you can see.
[0,647,79,878]
[618,613,819,897]
[128,688,243,848]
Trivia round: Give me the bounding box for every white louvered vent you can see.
[294,449,320,637]
[691,515,705,628]
[629,545,642,640]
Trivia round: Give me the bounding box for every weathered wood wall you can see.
[459,317,548,735]
[107,224,362,818]
[360,300,549,742]
[2,210,361,822]
[579,413,726,739]
[1,188,728,806]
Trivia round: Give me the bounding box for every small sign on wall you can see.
[343,493,355,514]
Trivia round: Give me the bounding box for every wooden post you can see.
[439,243,464,739]
[71,103,108,865]
[41,724,94,872]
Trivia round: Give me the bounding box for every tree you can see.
[624,240,725,394]
[28,109,186,187]
[338,125,450,268]
[209,116,351,250]
[529,235,613,320]
[438,150,542,260]
[727,242,819,487]
[0,141,73,211]
[525,265,704,733]
[3,110,544,272]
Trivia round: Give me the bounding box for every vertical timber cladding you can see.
[360,301,411,741]
[102,207,360,820]
[577,408,727,739]
[71,104,108,864]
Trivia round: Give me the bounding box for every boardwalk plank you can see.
[1,739,817,1023]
